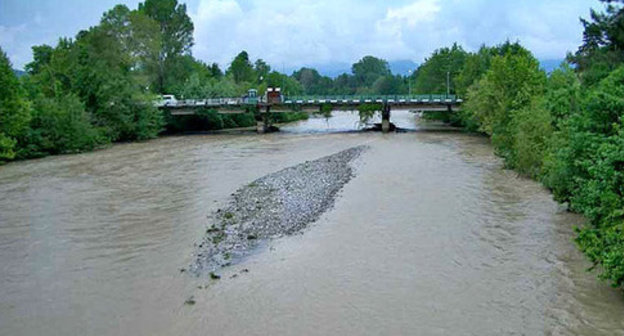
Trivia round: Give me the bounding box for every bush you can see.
[461,52,546,166]
[0,47,31,160]
[271,112,309,124]
[17,94,104,158]
[511,99,552,177]
[230,113,256,127]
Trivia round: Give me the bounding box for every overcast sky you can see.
[0,0,603,70]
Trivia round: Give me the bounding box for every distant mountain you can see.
[539,59,565,73]
[290,58,562,79]
[13,69,26,77]
[388,60,419,76]
[312,62,352,78]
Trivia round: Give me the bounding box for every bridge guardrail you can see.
[282,94,460,104]
[159,94,463,108]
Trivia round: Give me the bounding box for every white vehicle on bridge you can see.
[155,94,178,107]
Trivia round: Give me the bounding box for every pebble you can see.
[189,145,367,277]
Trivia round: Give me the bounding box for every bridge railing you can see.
[282,94,460,104]
[161,97,254,108]
[158,94,463,108]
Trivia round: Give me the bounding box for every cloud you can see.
[0,24,29,66]
[190,0,597,71]
[0,0,602,70]
[190,0,452,69]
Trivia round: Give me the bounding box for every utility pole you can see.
[282,62,286,96]
[446,71,450,97]
[408,69,412,96]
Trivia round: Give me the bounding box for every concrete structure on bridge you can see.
[157,88,462,133]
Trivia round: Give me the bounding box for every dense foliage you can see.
[0,0,308,161]
[0,49,31,161]
[419,1,624,288]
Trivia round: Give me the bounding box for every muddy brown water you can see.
[1,111,623,335]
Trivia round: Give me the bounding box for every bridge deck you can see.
[160,94,462,115]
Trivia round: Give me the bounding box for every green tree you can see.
[412,43,467,94]
[25,45,54,75]
[372,75,405,95]
[352,56,391,88]
[332,73,356,95]
[254,59,271,82]
[18,93,103,157]
[462,51,546,164]
[139,0,194,93]
[265,71,303,96]
[209,63,223,78]
[227,51,255,83]
[569,0,624,86]
[455,41,533,96]
[544,64,582,126]
[0,48,31,160]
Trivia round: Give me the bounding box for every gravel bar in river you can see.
[190,145,368,276]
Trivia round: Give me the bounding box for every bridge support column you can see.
[255,112,265,134]
[255,106,272,134]
[381,104,391,133]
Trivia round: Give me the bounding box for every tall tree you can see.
[569,0,624,85]
[455,41,531,95]
[254,59,271,82]
[227,51,255,83]
[209,63,223,78]
[352,56,391,88]
[139,0,194,93]
[462,52,546,163]
[412,43,467,94]
[0,48,31,160]
[25,45,54,75]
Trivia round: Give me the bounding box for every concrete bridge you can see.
[158,88,462,133]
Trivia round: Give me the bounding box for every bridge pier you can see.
[255,106,272,133]
[381,104,391,133]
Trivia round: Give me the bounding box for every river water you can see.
[0,111,622,335]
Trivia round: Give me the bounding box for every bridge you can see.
[158,88,462,133]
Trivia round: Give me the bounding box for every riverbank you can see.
[0,111,310,165]
[190,145,367,276]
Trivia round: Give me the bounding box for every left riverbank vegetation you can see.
[1,0,623,290]
[0,0,309,163]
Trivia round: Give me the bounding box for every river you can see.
[0,111,622,335]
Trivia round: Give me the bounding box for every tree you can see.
[19,93,103,157]
[265,71,303,96]
[25,45,54,75]
[412,43,467,94]
[372,75,404,95]
[455,41,532,96]
[100,5,162,90]
[0,48,31,160]
[292,67,335,95]
[293,67,321,92]
[209,63,223,78]
[332,73,356,95]
[139,0,194,93]
[569,1,624,86]
[543,64,582,126]
[352,56,391,88]
[227,51,255,83]
[462,51,546,164]
[254,59,271,82]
